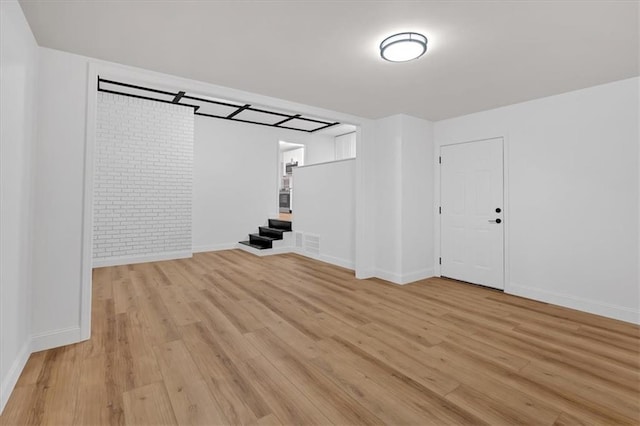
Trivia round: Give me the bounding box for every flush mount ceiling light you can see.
[380,32,428,62]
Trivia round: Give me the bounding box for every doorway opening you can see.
[278,141,305,221]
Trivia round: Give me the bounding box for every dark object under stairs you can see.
[239,219,292,250]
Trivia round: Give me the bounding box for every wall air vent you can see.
[304,234,320,256]
[97,77,340,133]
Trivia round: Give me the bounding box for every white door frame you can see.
[434,136,511,292]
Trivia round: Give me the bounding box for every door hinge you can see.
[439,257,442,265]
[439,206,441,214]
[439,156,441,164]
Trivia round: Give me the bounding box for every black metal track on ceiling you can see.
[172,91,185,103]
[97,77,339,133]
[274,114,300,126]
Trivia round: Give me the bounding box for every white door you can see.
[440,138,504,289]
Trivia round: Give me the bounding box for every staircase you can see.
[238,219,293,252]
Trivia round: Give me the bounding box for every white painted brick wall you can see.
[93,92,194,263]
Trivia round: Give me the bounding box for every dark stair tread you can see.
[248,233,274,249]
[259,226,285,239]
[239,241,269,250]
[268,219,292,231]
[249,233,277,242]
[259,226,285,233]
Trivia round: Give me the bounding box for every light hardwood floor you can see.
[2,250,639,425]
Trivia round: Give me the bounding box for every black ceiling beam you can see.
[97,77,340,134]
[98,87,200,111]
[98,77,177,97]
[195,112,314,132]
[172,91,185,103]
[243,106,332,126]
[242,107,333,125]
[286,115,334,125]
[311,122,340,132]
[274,114,301,126]
[227,104,251,119]
[245,106,294,119]
[182,94,245,109]
[245,105,331,125]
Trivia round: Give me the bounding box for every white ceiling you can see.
[18,0,639,121]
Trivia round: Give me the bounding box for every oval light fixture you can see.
[380,32,428,62]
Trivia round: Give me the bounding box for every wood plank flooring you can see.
[2,250,639,425]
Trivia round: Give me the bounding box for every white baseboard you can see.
[375,268,435,285]
[507,283,640,325]
[1,326,87,414]
[192,243,236,253]
[30,326,85,352]
[319,253,355,270]
[373,268,403,284]
[400,268,435,284]
[236,243,294,257]
[0,339,31,414]
[356,269,375,279]
[234,244,356,270]
[293,249,355,270]
[92,250,192,268]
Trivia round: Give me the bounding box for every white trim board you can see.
[30,326,85,353]
[236,244,296,257]
[80,62,99,342]
[233,244,356,271]
[292,249,356,271]
[1,326,88,414]
[507,283,640,325]
[296,157,356,169]
[0,340,31,414]
[375,268,435,285]
[92,251,192,268]
[192,243,237,253]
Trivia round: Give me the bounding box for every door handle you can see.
[489,218,502,224]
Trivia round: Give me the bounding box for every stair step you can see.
[249,233,274,249]
[268,219,292,231]
[250,233,277,242]
[259,226,285,239]
[239,241,269,250]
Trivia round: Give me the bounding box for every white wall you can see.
[94,92,194,266]
[400,115,435,281]
[372,114,435,284]
[0,0,38,412]
[193,116,334,252]
[434,77,640,323]
[335,132,356,160]
[355,121,377,278]
[373,115,403,280]
[30,48,89,350]
[305,136,335,164]
[293,159,356,269]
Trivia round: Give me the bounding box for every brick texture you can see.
[93,92,194,262]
